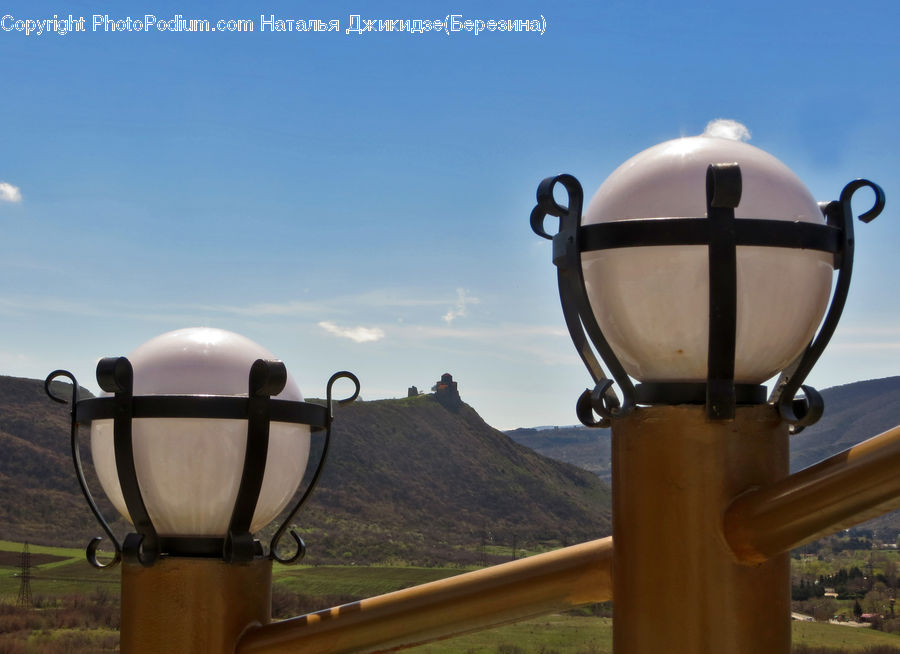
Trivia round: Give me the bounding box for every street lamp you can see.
[41,327,616,654]
[531,132,885,654]
[532,134,884,426]
[45,327,359,652]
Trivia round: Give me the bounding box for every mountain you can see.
[0,376,109,547]
[787,377,900,472]
[0,376,611,566]
[302,395,611,564]
[507,377,900,532]
[788,377,900,536]
[505,425,612,483]
[508,377,900,473]
[11,373,892,567]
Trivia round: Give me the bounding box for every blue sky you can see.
[0,0,897,429]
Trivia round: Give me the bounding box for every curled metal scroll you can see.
[44,370,122,569]
[575,380,620,429]
[846,179,886,224]
[269,371,360,564]
[531,174,634,427]
[772,179,885,433]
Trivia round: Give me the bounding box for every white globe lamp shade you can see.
[581,135,833,384]
[90,327,311,537]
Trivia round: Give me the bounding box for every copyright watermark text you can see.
[1,13,547,37]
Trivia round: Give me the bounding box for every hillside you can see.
[508,378,900,472]
[0,376,611,565]
[788,377,900,535]
[787,377,900,472]
[0,376,112,547]
[505,425,612,483]
[507,377,900,532]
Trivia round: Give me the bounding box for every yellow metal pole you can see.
[237,537,613,654]
[725,424,900,564]
[612,405,790,654]
[120,556,272,654]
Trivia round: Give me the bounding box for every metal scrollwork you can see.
[44,370,122,569]
[531,174,635,428]
[843,179,886,224]
[269,371,360,564]
[772,179,885,433]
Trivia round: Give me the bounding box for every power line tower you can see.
[479,532,486,567]
[16,542,32,609]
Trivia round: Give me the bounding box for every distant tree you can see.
[855,599,864,621]
[864,585,892,616]
[792,580,811,601]
[885,559,898,588]
[810,598,838,622]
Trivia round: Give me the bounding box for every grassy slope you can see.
[409,618,900,653]
[0,540,115,600]
[792,621,900,649]
[409,615,613,654]
[274,565,465,597]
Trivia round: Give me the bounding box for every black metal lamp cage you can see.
[531,163,884,430]
[45,358,359,569]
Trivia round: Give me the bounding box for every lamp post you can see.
[45,327,359,654]
[531,133,885,654]
[44,326,619,653]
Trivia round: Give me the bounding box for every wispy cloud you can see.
[832,341,900,351]
[318,320,385,343]
[830,323,900,351]
[835,324,900,337]
[393,323,575,365]
[194,300,328,317]
[192,289,473,318]
[442,288,479,324]
[0,288,477,326]
[400,324,567,341]
[703,119,751,142]
[0,182,22,203]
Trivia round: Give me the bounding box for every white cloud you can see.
[318,320,385,343]
[702,119,751,142]
[0,182,22,203]
[442,288,480,324]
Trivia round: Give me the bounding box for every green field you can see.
[0,540,115,600]
[408,615,613,653]
[274,564,466,598]
[792,621,900,650]
[406,618,900,653]
[3,540,900,652]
